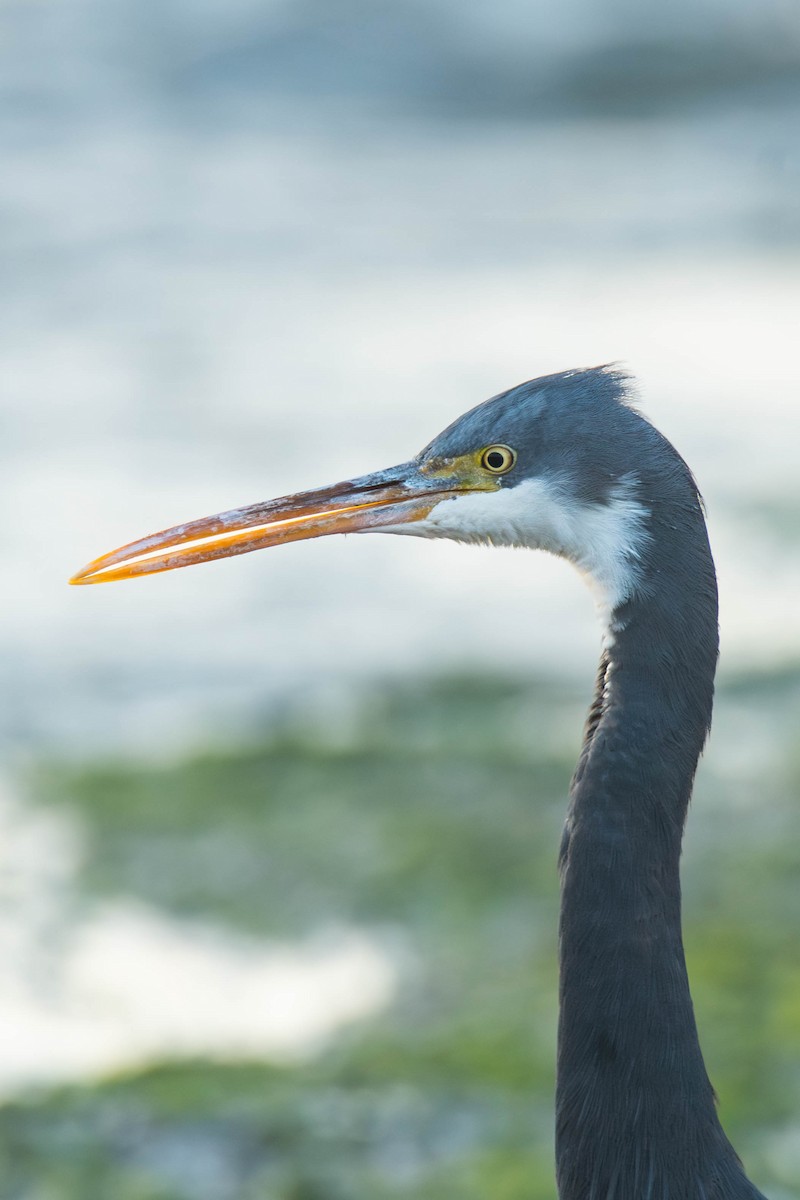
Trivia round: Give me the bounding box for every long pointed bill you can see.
[70,461,483,586]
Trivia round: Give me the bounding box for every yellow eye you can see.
[480,445,516,474]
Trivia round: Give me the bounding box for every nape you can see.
[72,366,768,1199]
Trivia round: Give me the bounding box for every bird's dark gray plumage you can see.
[539,373,763,1199]
[71,365,769,1199]
[418,367,766,1198]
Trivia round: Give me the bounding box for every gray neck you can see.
[555,497,765,1198]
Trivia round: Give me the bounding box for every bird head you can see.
[70,366,652,609]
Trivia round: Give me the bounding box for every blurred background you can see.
[2,0,800,1196]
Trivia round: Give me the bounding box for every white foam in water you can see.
[0,780,395,1094]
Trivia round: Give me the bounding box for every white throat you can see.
[383,475,650,618]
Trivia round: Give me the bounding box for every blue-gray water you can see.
[3,0,799,755]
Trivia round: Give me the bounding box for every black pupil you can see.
[486,450,506,470]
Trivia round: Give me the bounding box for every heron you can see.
[71,365,767,1198]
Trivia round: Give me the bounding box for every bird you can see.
[71,365,767,1199]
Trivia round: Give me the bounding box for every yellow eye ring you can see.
[480,445,517,474]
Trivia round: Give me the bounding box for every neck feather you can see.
[555,494,765,1199]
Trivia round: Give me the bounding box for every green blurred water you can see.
[5,670,800,1199]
